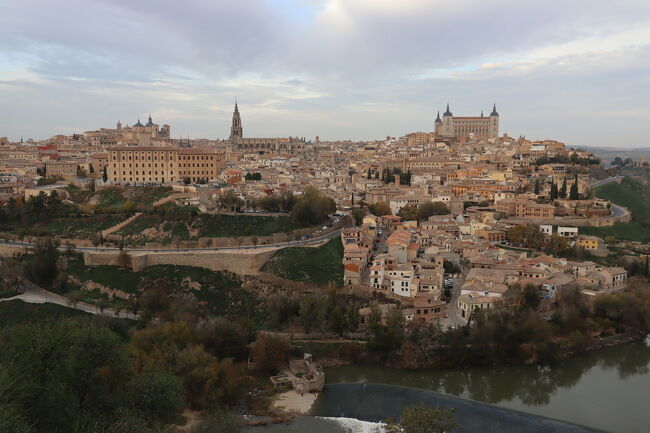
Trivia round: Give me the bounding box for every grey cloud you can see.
[0,0,649,146]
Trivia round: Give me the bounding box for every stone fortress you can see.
[435,103,500,139]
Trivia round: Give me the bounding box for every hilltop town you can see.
[2,103,650,429]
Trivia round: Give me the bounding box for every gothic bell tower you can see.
[230,101,243,141]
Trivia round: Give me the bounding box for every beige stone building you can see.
[45,161,78,179]
[106,146,225,185]
[435,104,499,139]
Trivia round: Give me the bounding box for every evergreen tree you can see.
[550,182,558,200]
[569,174,579,200]
[103,167,108,183]
[367,168,372,179]
[534,178,540,195]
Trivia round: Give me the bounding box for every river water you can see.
[245,336,650,433]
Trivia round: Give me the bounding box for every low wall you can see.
[0,242,30,257]
[503,209,631,228]
[83,248,278,275]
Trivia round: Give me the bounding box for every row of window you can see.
[111,154,219,161]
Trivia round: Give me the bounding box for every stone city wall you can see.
[83,249,278,275]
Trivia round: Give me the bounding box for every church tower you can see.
[441,103,454,137]
[489,103,499,139]
[434,110,442,135]
[230,102,243,141]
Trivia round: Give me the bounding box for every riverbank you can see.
[272,390,319,414]
[320,336,650,433]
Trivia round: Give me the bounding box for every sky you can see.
[0,0,649,147]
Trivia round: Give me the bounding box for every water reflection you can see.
[326,338,650,407]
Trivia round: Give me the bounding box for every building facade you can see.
[435,104,499,139]
[107,146,224,185]
[228,103,307,154]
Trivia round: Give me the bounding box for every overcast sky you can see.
[1,0,649,147]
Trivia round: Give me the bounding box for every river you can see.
[245,336,650,433]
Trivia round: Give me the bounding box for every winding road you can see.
[0,278,140,320]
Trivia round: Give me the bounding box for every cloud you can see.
[0,0,649,146]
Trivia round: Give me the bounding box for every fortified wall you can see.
[83,248,279,275]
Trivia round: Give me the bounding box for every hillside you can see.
[582,177,650,242]
[262,237,344,285]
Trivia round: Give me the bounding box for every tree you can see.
[369,202,392,216]
[258,195,281,212]
[367,168,372,179]
[0,320,131,432]
[569,174,579,200]
[397,205,419,221]
[559,177,567,199]
[250,333,290,374]
[351,208,364,226]
[299,297,319,336]
[506,225,527,246]
[385,404,458,433]
[0,256,23,294]
[418,202,449,220]
[329,306,347,336]
[550,182,558,200]
[522,283,541,310]
[27,238,60,287]
[290,187,336,226]
[125,372,183,423]
[103,168,108,183]
[219,190,244,211]
[534,178,540,195]
[190,411,242,433]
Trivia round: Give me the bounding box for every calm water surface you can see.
[246,336,650,433]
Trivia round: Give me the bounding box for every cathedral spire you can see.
[491,102,499,116]
[435,110,442,123]
[443,103,452,117]
[230,101,243,141]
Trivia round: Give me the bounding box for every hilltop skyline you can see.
[1,0,649,146]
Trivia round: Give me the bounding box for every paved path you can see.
[440,265,468,330]
[0,278,139,320]
[589,176,629,219]
[590,175,623,188]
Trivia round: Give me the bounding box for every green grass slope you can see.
[262,237,344,285]
[584,177,650,242]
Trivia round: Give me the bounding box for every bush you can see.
[125,372,183,423]
[251,333,290,374]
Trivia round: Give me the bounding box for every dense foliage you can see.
[290,187,336,226]
[385,404,458,433]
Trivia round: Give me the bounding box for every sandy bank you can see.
[272,390,318,414]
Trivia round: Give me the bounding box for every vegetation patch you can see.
[115,203,305,244]
[41,214,125,238]
[595,177,650,223]
[262,237,344,285]
[582,222,650,243]
[64,256,258,320]
[68,186,172,213]
[588,176,650,241]
[0,299,89,328]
